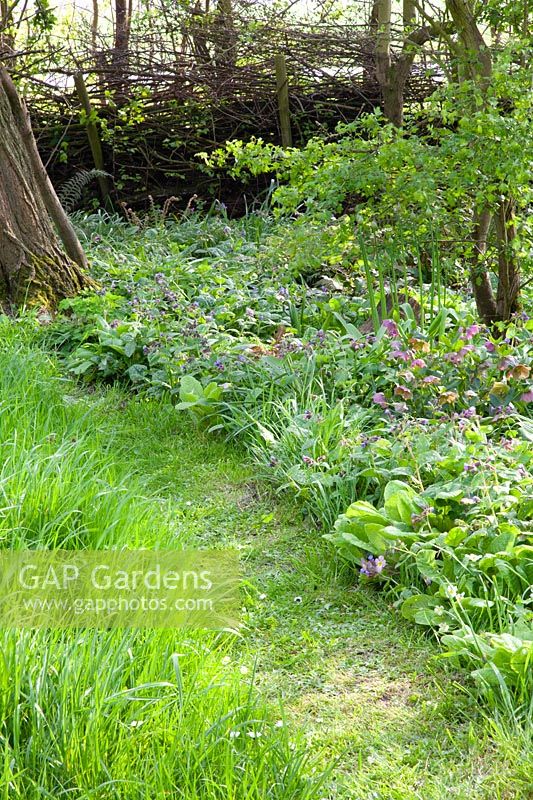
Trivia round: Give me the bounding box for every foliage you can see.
[57,169,112,212]
[204,52,533,320]
[46,211,533,730]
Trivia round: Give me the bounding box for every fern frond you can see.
[58,169,111,212]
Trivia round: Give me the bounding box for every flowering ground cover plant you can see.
[48,210,533,729]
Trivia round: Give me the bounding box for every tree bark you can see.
[214,0,237,68]
[114,0,130,56]
[446,0,492,87]
[373,0,433,126]
[0,67,91,310]
[469,207,497,324]
[112,0,131,83]
[494,198,520,320]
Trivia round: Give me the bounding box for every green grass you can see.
[0,320,531,798]
[114,400,532,800]
[0,324,324,800]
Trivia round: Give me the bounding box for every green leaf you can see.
[400,594,439,621]
[415,550,442,582]
[445,526,468,546]
[124,340,137,358]
[179,375,203,403]
[343,501,389,526]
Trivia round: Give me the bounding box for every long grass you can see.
[0,322,327,799]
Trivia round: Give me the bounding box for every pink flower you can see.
[410,358,426,369]
[484,340,496,353]
[520,389,533,403]
[372,392,388,408]
[392,402,408,413]
[445,352,464,365]
[464,324,481,340]
[390,342,411,361]
[445,346,473,365]
[423,375,440,385]
[499,357,516,371]
[382,319,399,336]
[391,350,410,362]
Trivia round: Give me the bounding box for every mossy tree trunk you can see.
[0,66,91,310]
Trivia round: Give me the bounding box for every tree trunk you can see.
[382,82,406,126]
[373,0,433,126]
[112,0,131,86]
[0,67,91,310]
[469,208,498,324]
[494,198,520,320]
[214,0,237,68]
[446,0,520,322]
[114,0,130,57]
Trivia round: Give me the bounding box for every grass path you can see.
[113,398,531,800]
[1,331,529,798]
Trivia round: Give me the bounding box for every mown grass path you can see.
[1,331,529,799]
[114,399,531,800]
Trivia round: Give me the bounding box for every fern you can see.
[57,169,111,211]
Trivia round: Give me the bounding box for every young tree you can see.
[0,65,91,309]
[444,0,525,323]
[113,0,132,73]
[372,0,435,125]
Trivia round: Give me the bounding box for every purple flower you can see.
[214,359,225,371]
[484,340,496,353]
[360,554,386,577]
[463,460,481,473]
[374,555,387,573]
[423,375,440,385]
[520,389,533,403]
[382,319,399,336]
[490,403,516,419]
[390,345,410,362]
[372,392,388,408]
[303,410,313,420]
[464,324,481,340]
[392,402,408,414]
[498,356,516,371]
[445,347,473,365]
[410,358,426,369]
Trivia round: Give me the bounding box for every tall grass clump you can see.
[0,320,327,799]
